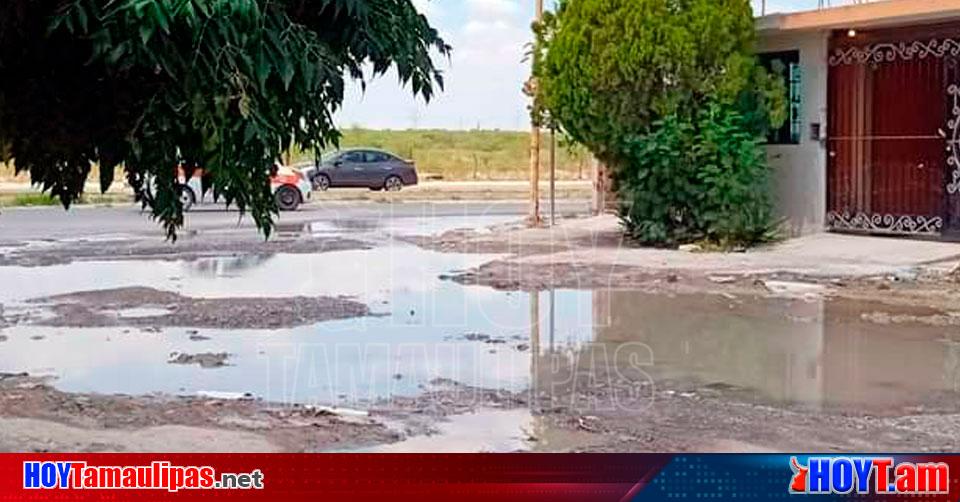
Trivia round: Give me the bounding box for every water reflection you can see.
[185,255,275,277]
[1,245,959,416]
[527,290,960,413]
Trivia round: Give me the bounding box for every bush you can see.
[618,103,778,247]
[535,0,786,247]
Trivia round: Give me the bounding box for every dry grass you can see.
[0,192,131,208]
[291,128,591,181]
[0,162,26,182]
[1,162,123,183]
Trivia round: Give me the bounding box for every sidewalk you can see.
[459,214,960,278]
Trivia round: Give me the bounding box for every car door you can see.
[331,150,366,187]
[360,151,391,188]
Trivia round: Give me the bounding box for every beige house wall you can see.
[758,30,831,236]
[757,0,960,236]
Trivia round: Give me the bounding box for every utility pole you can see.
[527,0,543,226]
[549,126,556,226]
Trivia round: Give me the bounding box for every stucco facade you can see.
[758,30,830,237]
[758,0,960,237]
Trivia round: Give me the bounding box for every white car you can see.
[152,165,312,211]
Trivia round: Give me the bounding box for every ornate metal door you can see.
[946,66,960,235]
[826,26,960,236]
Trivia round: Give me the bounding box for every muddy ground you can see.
[24,287,373,329]
[168,352,231,368]
[0,232,371,267]
[3,367,960,452]
[447,259,960,311]
[0,373,529,452]
[2,214,960,452]
[416,223,960,313]
[0,372,395,452]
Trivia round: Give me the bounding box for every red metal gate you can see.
[826,25,960,236]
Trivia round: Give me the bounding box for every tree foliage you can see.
[0,0,448,238]
[620,104,777,245]
[535,0,786,246]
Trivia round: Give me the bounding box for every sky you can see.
[334,0,856,131]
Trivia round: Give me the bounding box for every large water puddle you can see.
[0,238,594,402]
[1,222,959,417]
[577,291,960,412]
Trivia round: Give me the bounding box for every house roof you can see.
[757,0,960,34]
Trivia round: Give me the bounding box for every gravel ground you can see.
[0,232,372,267]
[4,368,960,453]
[27,287,374,329]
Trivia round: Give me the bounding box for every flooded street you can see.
[2,206,960,452]
[589,291,960,413]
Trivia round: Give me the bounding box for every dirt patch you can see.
[399,227,567,256]
[3,367,960,452]
[442,256,960,314]
[0,234,372,267]
[517,364,960,453]
[0,372,397,452]
[29,287,373,329]
[861,311,960,326]
[168,352,231,368]
[367,379,531,440]
[410,215,960,312]
[373,373,960,453]
[831,276,960,312]
[443,333,529,351]
[0,372,532,453]
[522,387,960,453]
[445,261,678,291]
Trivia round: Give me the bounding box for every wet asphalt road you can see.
[0,200,590,244]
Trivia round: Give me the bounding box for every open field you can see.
[289,128,593,181]
[1,129,591,185]
[291,128,590,181]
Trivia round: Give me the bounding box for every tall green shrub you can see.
[535,0,786,246]
[620,103,775,246]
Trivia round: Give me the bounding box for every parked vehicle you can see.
[152,164,312,211]
[300,148,418,191]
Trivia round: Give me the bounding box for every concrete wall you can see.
[759,31,830,236]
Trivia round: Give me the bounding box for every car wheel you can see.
[275,185,301,211]
[178,185,196,212]
[314,174,331,191]
[384,175,403,192]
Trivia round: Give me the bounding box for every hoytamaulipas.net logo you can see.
[790,456,948,495]
[23,461,264,492]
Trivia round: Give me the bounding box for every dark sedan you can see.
[302,148,418,192]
